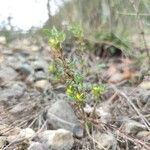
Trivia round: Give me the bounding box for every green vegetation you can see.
[44,27,66,50]
[43,0,150,59]
[68,23,84,39]
[46,25,105,114]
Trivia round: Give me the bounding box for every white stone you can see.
[34,80,50,91]
[30,45,39,51]
[0,36,6,45]
[39,129,74,150]
[140,81,150,90]
[136,131,150,139]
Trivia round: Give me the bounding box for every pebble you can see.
[16,63,33,77]
[136,131,150,139]
[34,71,47,81]
[0,36,6,45]
[0,82,26,102]
[39,129,74,150]
[46,100,83,138]
[122,120,146,135]
[0,66,18,84]
[34,80,50,92]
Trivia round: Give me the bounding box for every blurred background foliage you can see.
[1,0,150,49]
[44,0,150,37]
[41,0,150,56]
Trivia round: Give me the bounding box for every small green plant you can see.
[66,72,86,107]
[44,27,66,50]
[46,25,106,117]
[68,23,86,52]
[68,23,83,39]
[92,84,105,99]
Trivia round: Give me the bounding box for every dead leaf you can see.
[106,58,139,83]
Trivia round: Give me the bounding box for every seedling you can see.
[46,25,106,117]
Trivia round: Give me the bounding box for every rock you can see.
[138,89,150,104]
[9,103,26,114]
[53,85,66,93]
[123,120,146,135]
[93,132,116,150]
[7,135,17,143]
[1,48,13,56]
[0,67,18,84]
[0,136,7,149]
[33,60,49,73]
[19,128,35,139]
[140,81,150,90]
[34,71,47,81]
[16,63,33,77]
[34,80,50,92]
[46,100,83,138]
[28,142,47,150]
[108,72,124,83]
[5,56,20,68]
[15,50,30,58]
[0,82,26,102]
[136,131,150,139]
[30,45,39,51]
[0,36,6,45]
[14,53,27,63]
[96,102,112,124]
[9,39,30,50]
[39,129,74,150]
[123,87,150,105]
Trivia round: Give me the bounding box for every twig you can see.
[111,85,150,131]
[115,129,150,150]
[92,120,150,150]
[3,121,47,150]
[132,114,150,119]
[85,122,107,150]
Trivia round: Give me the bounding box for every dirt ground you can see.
[0,39,150,150]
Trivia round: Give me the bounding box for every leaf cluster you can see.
[44,27,66,49]
[68,23,84,39]
[46,25,106,107]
